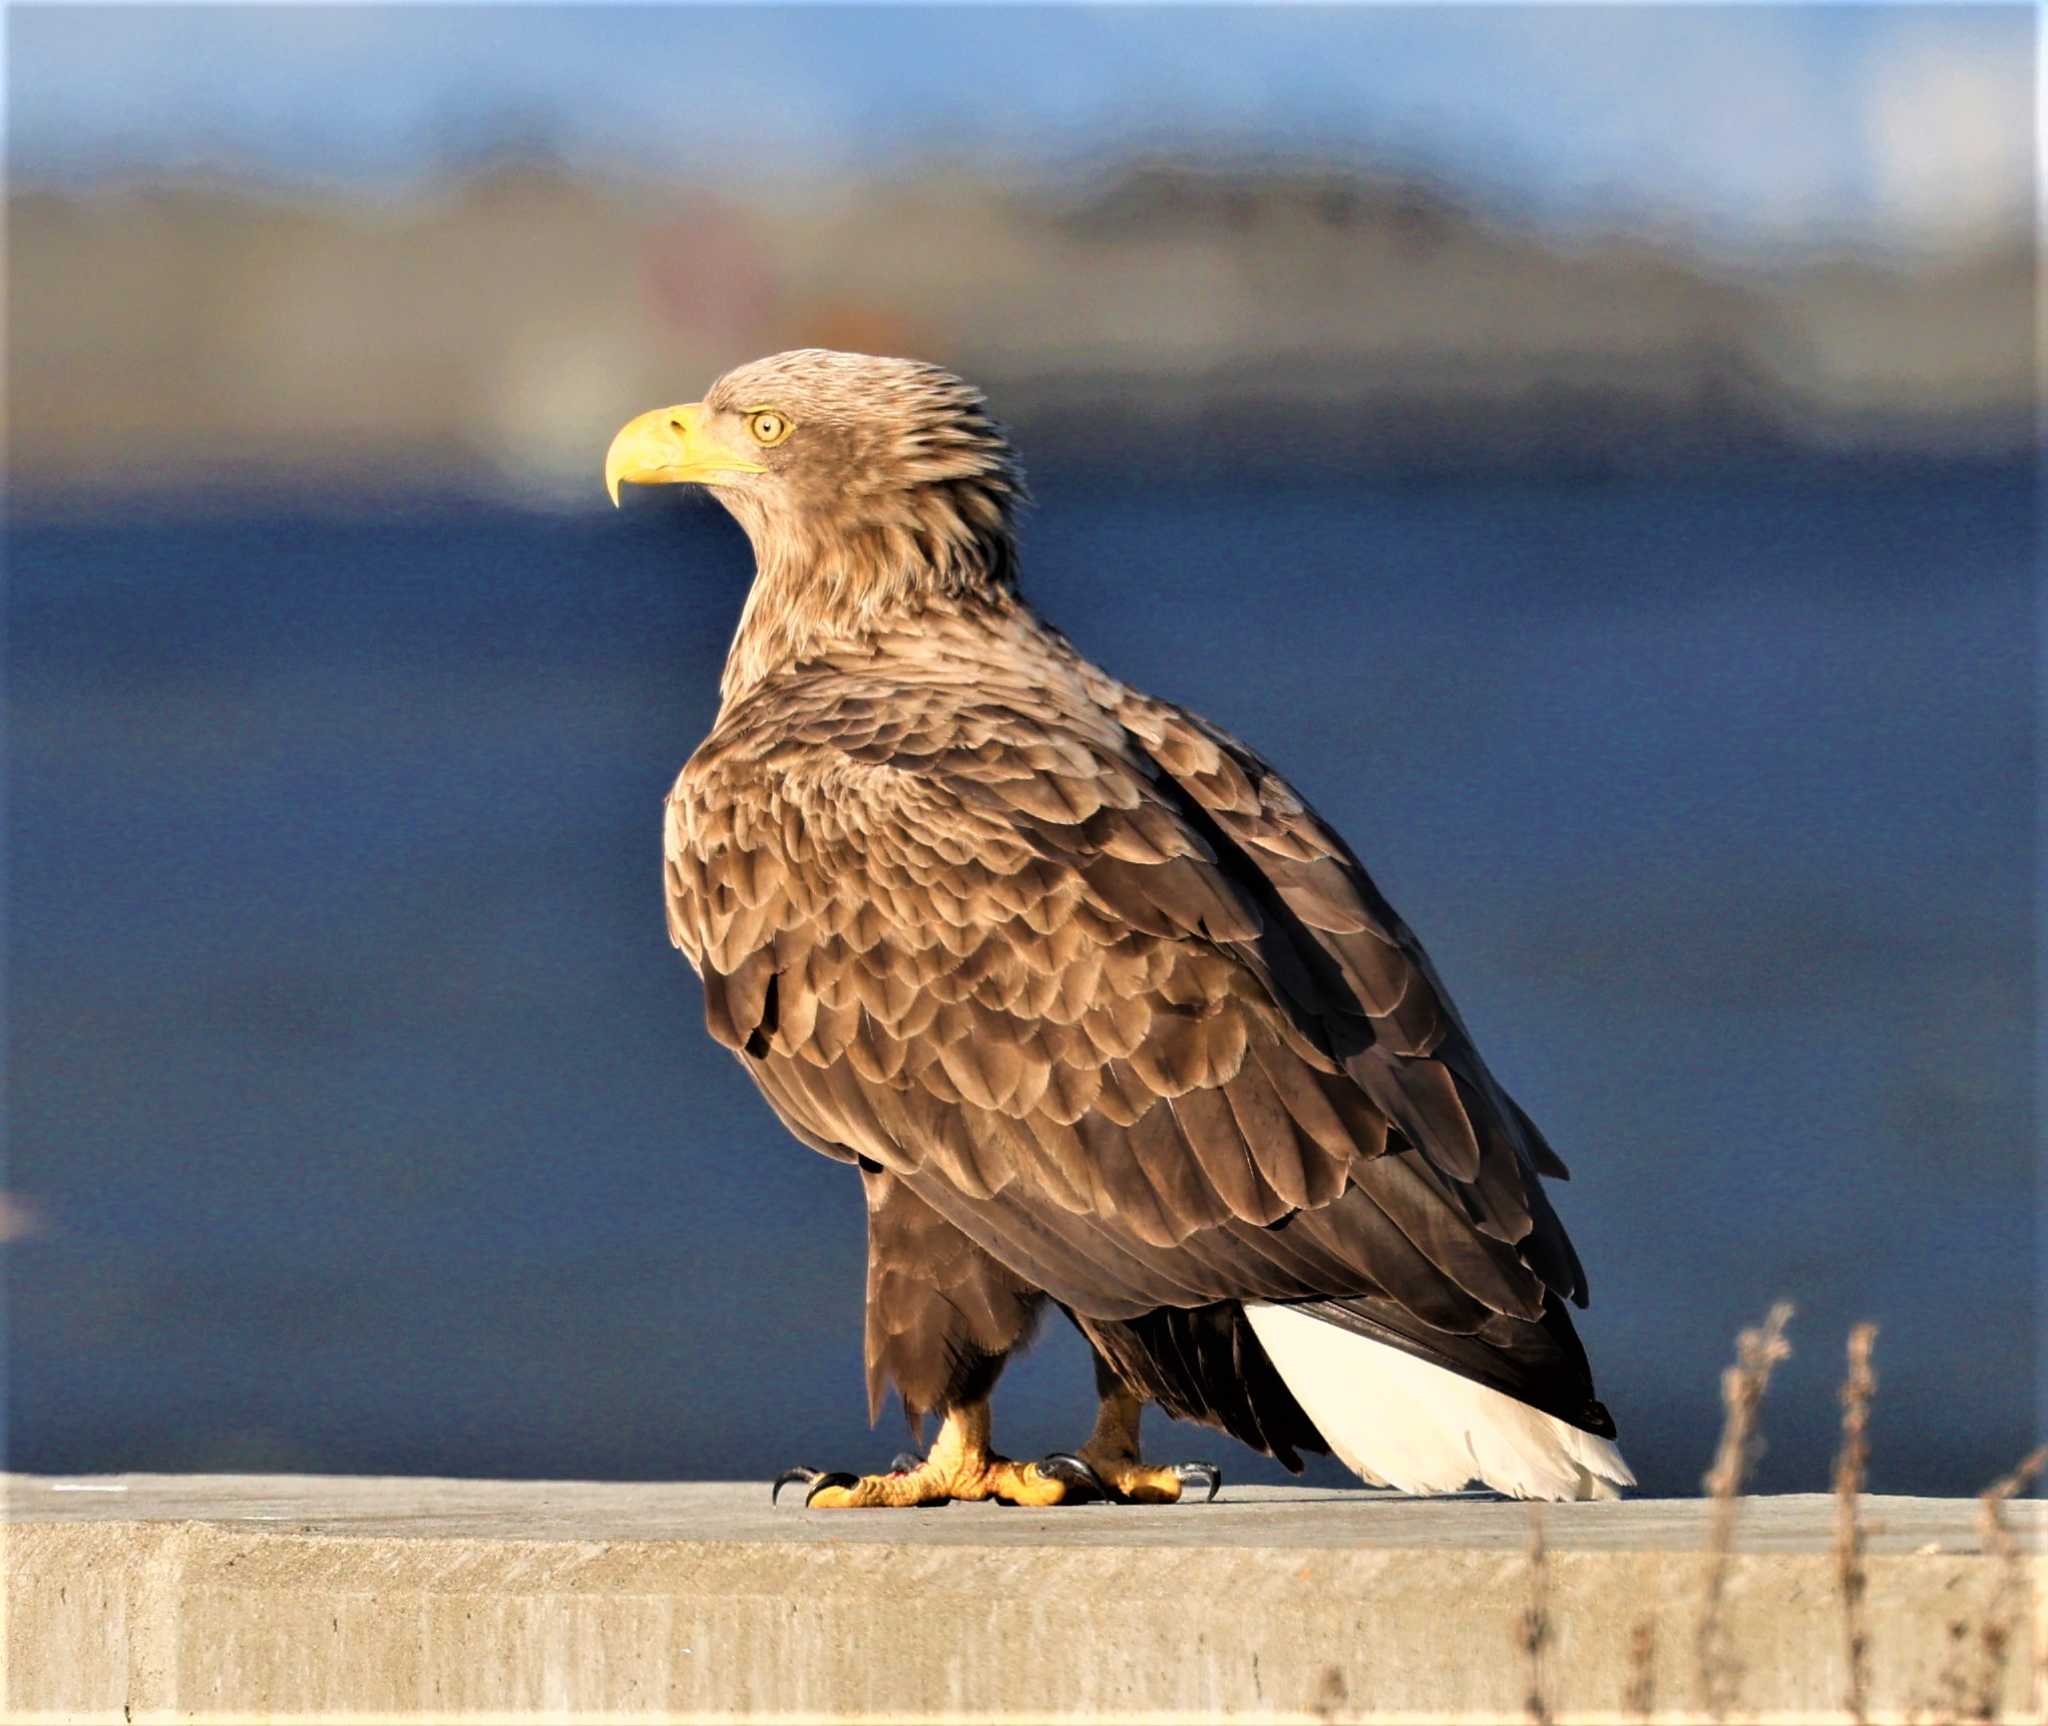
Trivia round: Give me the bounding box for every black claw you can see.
[889,1451,926,1475]
[801,1471,862,1507]
[1173,1460,1224,1503]
[1036,1451,1110,1503]
[771,1466,821,1505]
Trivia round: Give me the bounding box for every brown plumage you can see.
[609,349,1632,1502]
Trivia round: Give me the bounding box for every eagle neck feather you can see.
[721,518,1020,702]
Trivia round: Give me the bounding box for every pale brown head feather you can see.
[698,349,1027,700]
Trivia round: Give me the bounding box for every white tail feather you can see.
[1244,1303,1635,1502]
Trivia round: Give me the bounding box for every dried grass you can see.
[1922,1615,1976,1724]
[1491,1310,2026,1724]
[1971,1444,2047,1721]
[1623,1616,1657,1721]
[1833,1322,1879,1723]
[1520,1501,1554,1725]
[1695,1300,1795,1722]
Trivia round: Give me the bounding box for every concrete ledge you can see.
[7,1475,2041,1722]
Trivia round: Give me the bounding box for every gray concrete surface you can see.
[8,1474,2042,1722]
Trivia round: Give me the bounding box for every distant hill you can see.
[11,162,2032,502]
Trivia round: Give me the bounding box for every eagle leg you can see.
[774,1399,1076,1509]
[1061,1385,1223,1504]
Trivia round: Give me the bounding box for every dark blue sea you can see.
[8,452,2036,1497]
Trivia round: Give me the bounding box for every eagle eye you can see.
[747,410,793,447]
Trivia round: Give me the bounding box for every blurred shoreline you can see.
[12,161,2033,507]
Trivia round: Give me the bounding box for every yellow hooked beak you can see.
[604,404,765,506]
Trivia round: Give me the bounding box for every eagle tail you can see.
[1242,1303,1636,1502]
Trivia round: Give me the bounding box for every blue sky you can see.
[9,5,2034,250]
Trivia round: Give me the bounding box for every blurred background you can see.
[8,6,2036,1498]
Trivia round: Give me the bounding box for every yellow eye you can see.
[747,410,792,447]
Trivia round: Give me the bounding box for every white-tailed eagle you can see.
[606,350,1633,1506]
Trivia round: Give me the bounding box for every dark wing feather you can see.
[1075,1302,1331,1470]
[1115,693,1586,1293]
[664,641,1605,1439]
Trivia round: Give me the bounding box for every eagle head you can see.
[605,349,1025,600]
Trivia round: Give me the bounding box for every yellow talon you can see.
[1071,1389,1223,1502]
[1089,1459,1185,1503]
[788,1455,1071,1509]
[772,1391,1219,1509]
[980,1459,1072,1508]
[778,1404,1083,1508]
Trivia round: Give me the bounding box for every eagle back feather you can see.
[662,597,1607,1433]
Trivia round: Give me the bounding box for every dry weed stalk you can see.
[1834,1322,1879,1724]
[1971,1444,2046,1721]
[1521,1501,1555,1725]
[1935,1617,1976,1723]
[1695,1299,1794,1722]
[1623,1616,1657,1721]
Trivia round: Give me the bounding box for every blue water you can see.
[8,452,2035,1495]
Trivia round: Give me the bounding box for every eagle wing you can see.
[667,663,1604,1431]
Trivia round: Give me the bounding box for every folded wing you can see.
[666,667,1611,1443]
